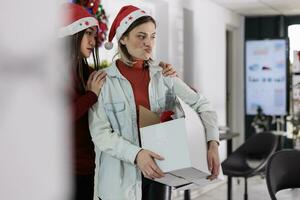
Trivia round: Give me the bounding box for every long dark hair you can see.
[118,16,156,67]
[67,29,100,93]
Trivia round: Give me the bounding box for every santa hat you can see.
[58,3,99,38]
[104,5,149,50]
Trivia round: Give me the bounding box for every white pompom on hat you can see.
[58,3,99,38]
[104,5,149,50]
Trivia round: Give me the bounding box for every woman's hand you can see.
[159,61,177,77]
[136,149,165,179]
[207,140,220,180]
[86,70,106,96]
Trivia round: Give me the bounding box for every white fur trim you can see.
[115,10,148,40]
[58,17,99,38]
[104,41,113,50]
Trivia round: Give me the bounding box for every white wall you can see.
[184,0,242,126]
[189,0,245,148]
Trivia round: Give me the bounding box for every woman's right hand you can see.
[136,149,165,179]
[86,70,107,96]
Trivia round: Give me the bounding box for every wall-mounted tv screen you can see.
[246,39,288,116]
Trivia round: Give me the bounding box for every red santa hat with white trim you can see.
[58,3,99,38]
[104,5,149,50]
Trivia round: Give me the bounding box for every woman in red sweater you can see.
[59,3,177,200]
[59,3,106,200]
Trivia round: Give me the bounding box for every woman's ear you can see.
[120,36,126,45]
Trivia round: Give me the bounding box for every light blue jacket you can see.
[89,61,219,200]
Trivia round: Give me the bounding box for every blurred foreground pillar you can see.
[0,0,72,199]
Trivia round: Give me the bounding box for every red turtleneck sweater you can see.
[72,67,97,175]
[116,59,151,120]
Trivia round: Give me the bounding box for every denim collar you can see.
[104,60,162,80]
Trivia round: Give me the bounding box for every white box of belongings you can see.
[139,97,223,190]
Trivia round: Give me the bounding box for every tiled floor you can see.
[179,176,300,200]
[192,176,269,200]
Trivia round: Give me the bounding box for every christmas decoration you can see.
[73,0,108,46]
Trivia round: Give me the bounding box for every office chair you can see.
[266,149,300,200]
[221,132,278,200]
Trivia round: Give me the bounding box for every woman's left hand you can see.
[159,61,177,77]
[207,140,220,180]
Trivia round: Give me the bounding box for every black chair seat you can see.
[266,149,300,200]
[223,153,269,177]
[222,132,278,200]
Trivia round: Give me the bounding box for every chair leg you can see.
[184,190,190,200]
[244,177,248,200]
[228,176,232,200]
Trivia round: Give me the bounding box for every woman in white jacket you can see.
[89,5,220,200]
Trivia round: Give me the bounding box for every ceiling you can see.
[210,0,300,16]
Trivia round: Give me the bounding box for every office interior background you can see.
[99,0,300,161]
[1,0,300,199]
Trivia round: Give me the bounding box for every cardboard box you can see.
[139,97,223,190]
